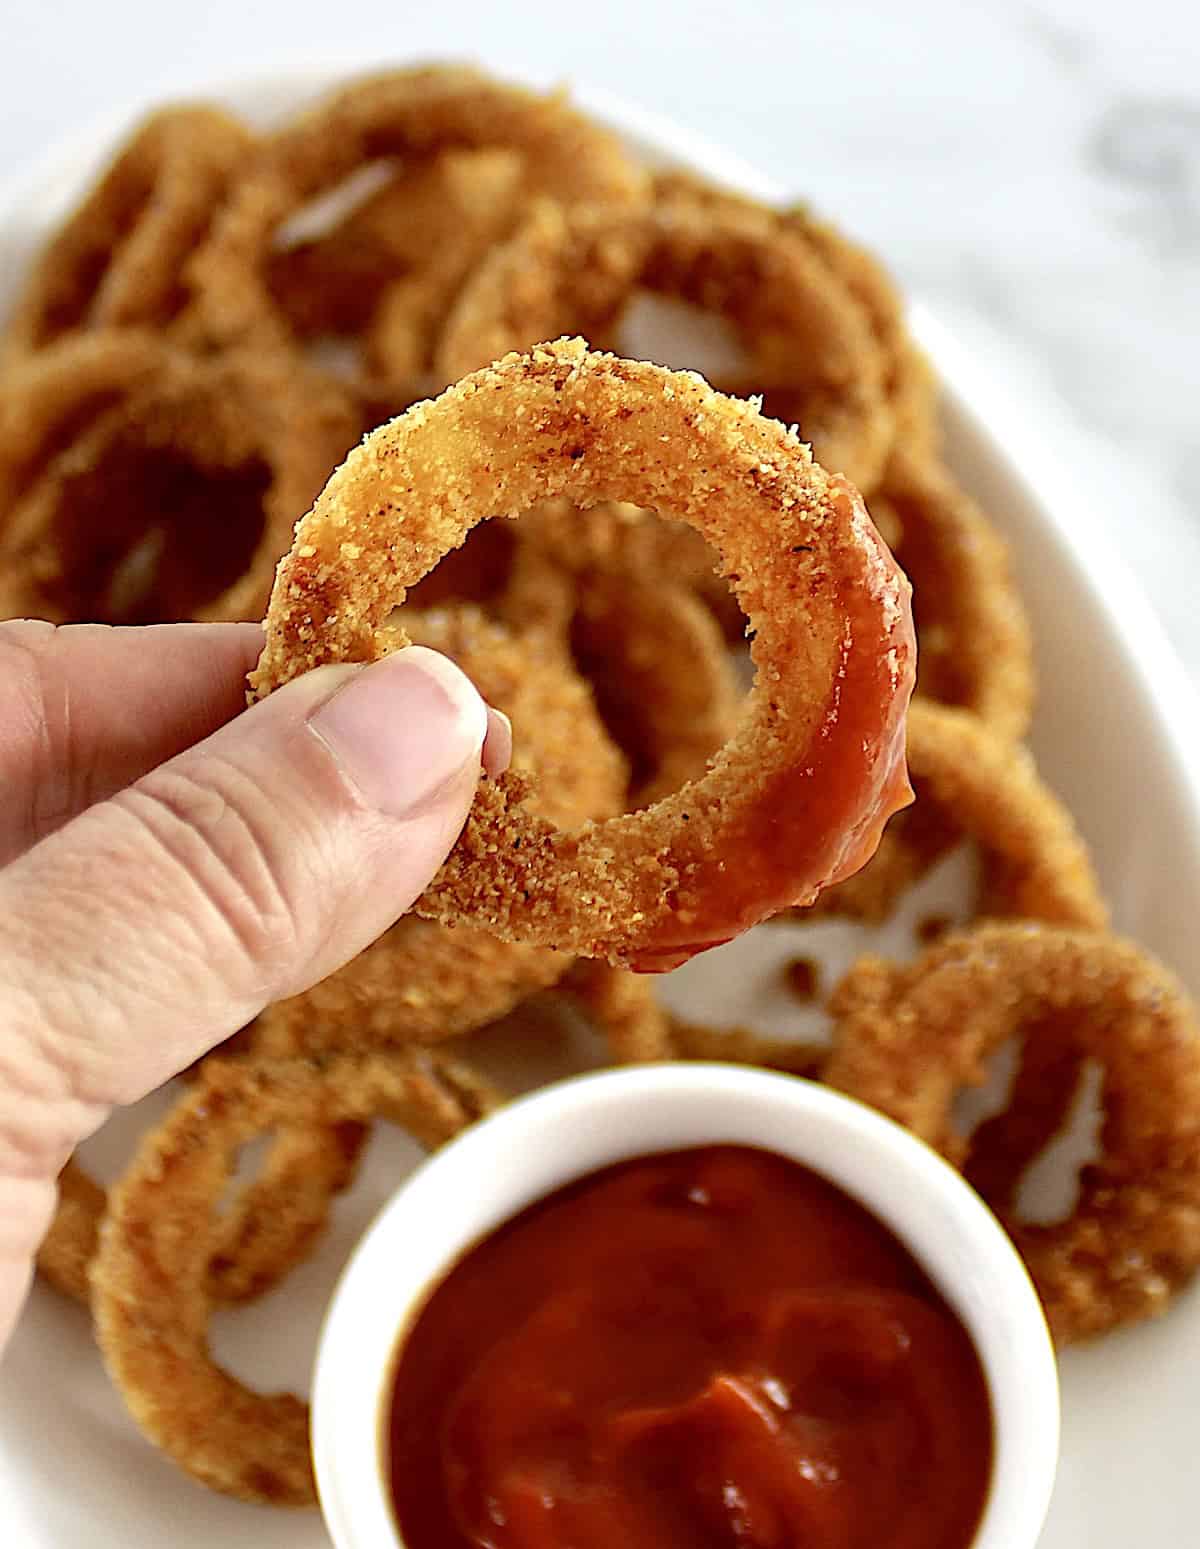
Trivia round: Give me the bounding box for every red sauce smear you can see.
[625,485,916,973]
[386,1146,992,1549]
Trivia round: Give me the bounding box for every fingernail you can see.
[483,708,513,778]
[308,646,488,818]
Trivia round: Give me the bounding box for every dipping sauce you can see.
[385,1146,993,1549]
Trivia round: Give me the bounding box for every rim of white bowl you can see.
[311,1064,1058,1549]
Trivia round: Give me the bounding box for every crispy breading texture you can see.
[90,1049,503,1506]
[250,340,915,969]
[1,106,254,364]
[0,339,358,624]
[40,1123,367,1308]
[438,198,893,491]
[825,923,1200,1342]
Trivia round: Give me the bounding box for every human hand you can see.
[0,619,509,1350]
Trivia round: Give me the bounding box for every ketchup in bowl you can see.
[385,1145,992,1548]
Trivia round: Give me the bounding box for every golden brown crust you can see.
[1,106,254,364]
[39,1121,368,1309]
[438,197,893,491]
[650,169,939,471]
[185,66,647,371]
[0,341,358,624]
[668,1020,825,1077]
[824,923,1200,1342]
[879,447,1034,741]
[90,1049,503,1506]
[251,340,915,966]
[557,960,673,1063]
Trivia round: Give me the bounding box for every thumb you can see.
[0,646,491,1138]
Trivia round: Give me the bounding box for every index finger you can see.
[0,618,264,866]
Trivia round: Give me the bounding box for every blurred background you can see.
[3,0,1197,680]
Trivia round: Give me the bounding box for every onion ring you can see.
[252,606,626,1057]
[804,700,1107,927]
[877,447,1034,741]
[39,1119,366,1308]
[250,339,916,971]
[668,1020,825,1076]
[0,343,357,624]
[650,169,938,472]
[566,566,740,809]
[185,65,646,390]
[824,923,1200,1342]
[437,198,893,492]
[1,106,253,363]
[90,1048,503,1505]
[0,329,168,519]
[556,960,673,1063]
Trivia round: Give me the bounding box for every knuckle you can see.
[0,621,74,845]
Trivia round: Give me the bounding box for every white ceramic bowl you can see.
[312,1064,1059,1549]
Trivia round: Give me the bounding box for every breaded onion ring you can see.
[650,169,939,471]
[878,448,1034,742]
[805,701,1106,927]
[0,344,357,624]
[252,607,627,1056]
[36,1159,107,1304]
[39,1121,366,1308]
[251,340,916,970]
[265,148,525,420]
[1,106,253,364]
[556,960,673,1063]
[438,199,892,492]
[824,923,1200,1342]
[668,1020,825,1076]
[0,329,167,518]
[186,65,646,369]
[567,567,740,809]
[91,1048,503,1505]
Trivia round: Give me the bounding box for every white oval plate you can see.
[1,62,1198,1549]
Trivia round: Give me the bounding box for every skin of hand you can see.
[0,618,511,1354]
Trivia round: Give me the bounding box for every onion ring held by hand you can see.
[90,1048,503,1505]
[804,701,1106,927]
[1,107,253,364]
[824,923,1200,1342]
[251,340,916,970]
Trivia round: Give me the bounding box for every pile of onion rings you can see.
[3,62,1196,1512]
[824,923,1200,1343]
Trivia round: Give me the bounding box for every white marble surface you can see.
[2,0,1197,681]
